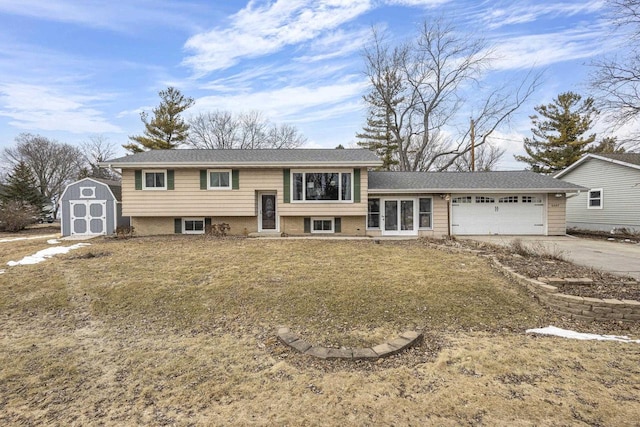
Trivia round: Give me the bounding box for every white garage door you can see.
[70,200,107,235]
[452,194,545,235]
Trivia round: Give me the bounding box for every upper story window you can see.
[208,170,231,190]
[143,170,166,190]
[292,171,352,202]
[588,189,603,209]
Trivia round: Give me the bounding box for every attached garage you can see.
[367,171,586,237]
[451,194,545,235]
[60,178,125,237]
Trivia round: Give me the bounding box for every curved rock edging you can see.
[277,327,423,360]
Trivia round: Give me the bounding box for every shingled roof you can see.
[368,171,586,192]
[101,149,382,167]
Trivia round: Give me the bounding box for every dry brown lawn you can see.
[0,236,639,426]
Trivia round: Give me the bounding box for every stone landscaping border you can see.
[277,327,423,360]
[493,258,640,323]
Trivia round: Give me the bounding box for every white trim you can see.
[142,169,167,190]
[258,192,279,232]
[290,170,354,203]
[418,197,433,230]
[380,198,419,236]
[587,188,604,209]
[555,154,640,178]
[182,217,205,234]
[369,188,580,194]
[79,186,96,199]
[207,169,232,190]
[311,217,334,234]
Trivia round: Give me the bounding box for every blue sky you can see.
[0,0,633,169]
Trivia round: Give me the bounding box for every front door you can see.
[258,192,278,232]
[382,199,417,236]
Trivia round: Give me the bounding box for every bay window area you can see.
[292,172,352,202]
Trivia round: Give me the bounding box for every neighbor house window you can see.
[292,171,352,202]
[208,170,231,190]
[183,218,205,234]
[311,217,334,233]
[368,198,380,229]
[419,198,432,229]
[143,170,166,190]
[588,189,603,209]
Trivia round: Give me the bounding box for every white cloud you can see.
[0,83,121,134]
[0,0,206,33]
[183,0,372,74]
[489,28,610,71]
[192,78,367,122]
[481,1,605,30]
[383,0,450,6]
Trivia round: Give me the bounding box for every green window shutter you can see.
[283,169,290,203]
[167,170,174,190]
[174,218,182,234]
[205,217,212,228]
[135,170,142,190]
[232,170,239,190]
[303,217,310,233]
[354,168,361,203]
[335,217,341,233]
[200,170,207,190]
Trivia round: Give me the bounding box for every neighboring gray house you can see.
[555,153,640,233]
[60,177,127,237]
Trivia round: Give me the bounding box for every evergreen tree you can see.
[357,69,402,170]
[1,161,47,209]
[590,136,626,154]
[515,92,598,174]
[124,87,195,153]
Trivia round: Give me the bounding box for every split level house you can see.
[95,149,585,238]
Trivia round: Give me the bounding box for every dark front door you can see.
[261,194,276,230]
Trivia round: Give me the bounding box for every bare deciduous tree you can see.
[590,0,640,146]
[79,135,121,180]
[453,142,506,171]
[187,110,306,149]
[2,133,84,214]
[362,19,540,171]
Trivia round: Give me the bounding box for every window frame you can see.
[367,198,381,230]
[142,170,167,190]
[311,217,334,234]
[418,197,433,230]
[291,170,354,203]
[79,186,96,199]
[182,218,205,234]
[587,188,603,209]
[207,169,232,190]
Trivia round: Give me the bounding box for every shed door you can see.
[70,200,107,235]
[451,194,545,235]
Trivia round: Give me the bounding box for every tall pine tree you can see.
[124,87,195,153]
[515,92,598,174]
[357,69,403,170]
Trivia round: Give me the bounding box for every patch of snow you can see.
[527,326,640,343]
[0,234,59,243]
[0,269,4,274]
[7,243,91,266]
[0,237,27,243]
[47,239,61,244]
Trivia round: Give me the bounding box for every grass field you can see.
[1,236,639,425]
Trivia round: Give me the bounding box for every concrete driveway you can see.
[466,235,640,280]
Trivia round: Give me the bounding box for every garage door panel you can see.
[452,194,545,235]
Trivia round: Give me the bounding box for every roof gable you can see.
[555,153,640,178]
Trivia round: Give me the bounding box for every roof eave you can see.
[99,161,383,168]
[367,187,586,194]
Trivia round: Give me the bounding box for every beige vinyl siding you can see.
[280,216,366,235]
[546,194,566,235]
[122,167,368,218]
[560,158,640,230]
